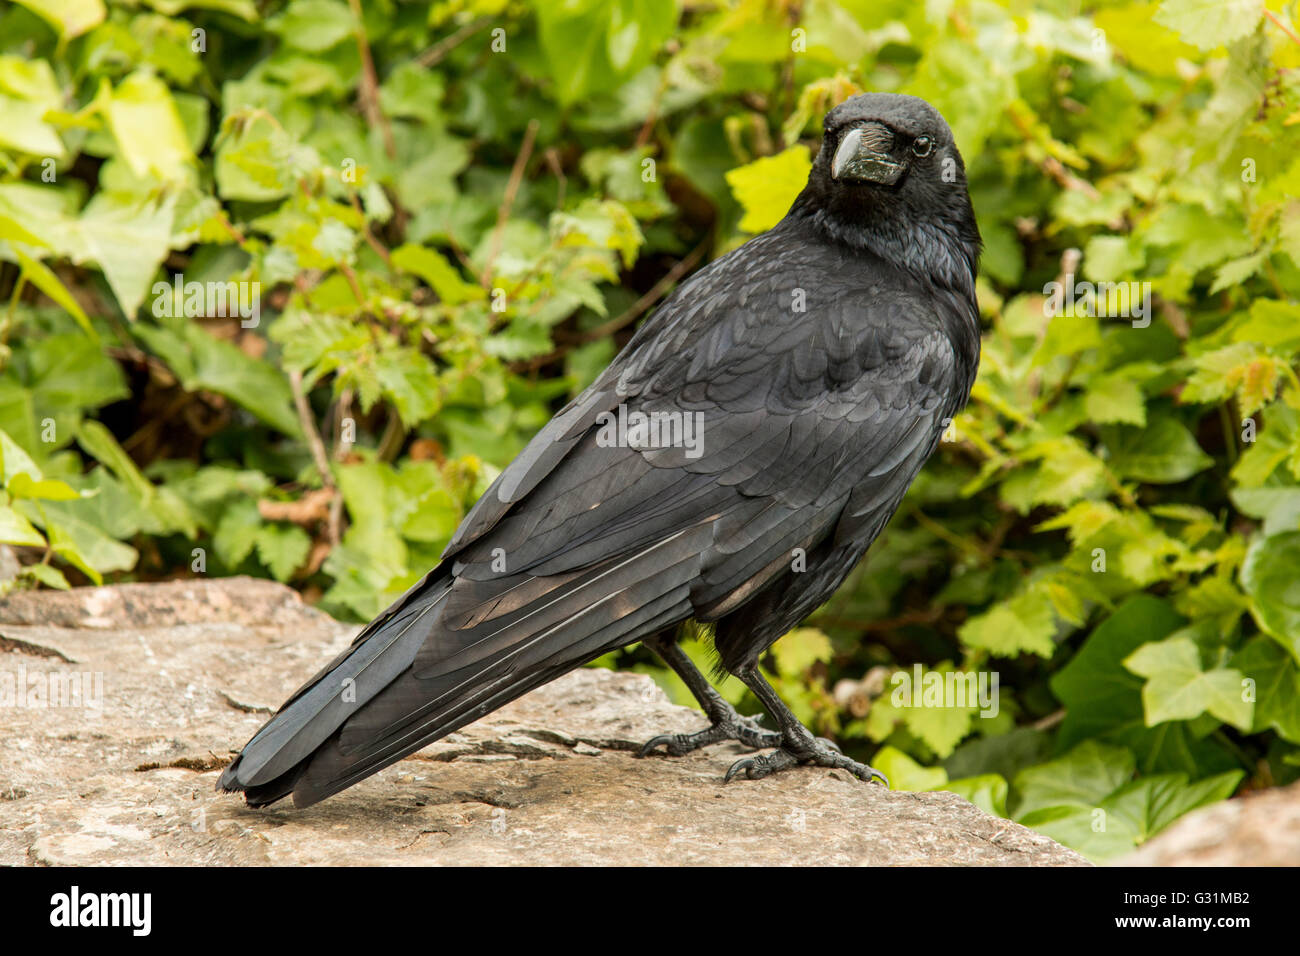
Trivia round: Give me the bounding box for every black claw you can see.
[722,734,889,788]
[724,757,756,783]
[637,734,678,758]
[637,704,777,759]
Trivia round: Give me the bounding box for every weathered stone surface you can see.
[1125,780,1300,866]
[1,578,1088,866]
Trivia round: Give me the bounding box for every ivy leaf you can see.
[1013,740,1135,820]
[942,774,1008,818]
[20,562,70,589]
[725,147,812,233]
[1047,596,1238,777]
[958,587,1057,658]
[1154,0,1264,51]
[213,498,261,567]
[133,322,301,437]
[254,522,311,582]
[103,71,195,184]
[214,112,296,203]
[1123,636,1253,729]
[0,504,46,547]
[1231,637,1300,743]
[871,745,948,792]
[769,627,832,676]
[391,244,482,305]
[1241,531,1300,664]
[67,191,177,319]
[268,0,355,52]
[1104,417,1212,484]
[1133,770,1243,835]
[1084,373,1146,426]
[12,0,105,38]
[374,348,442,428]
[30,499,138,581]
[0,93,65,158]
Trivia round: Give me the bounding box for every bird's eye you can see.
[912,136,933,158]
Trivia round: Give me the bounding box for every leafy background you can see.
[2,0,1299,862]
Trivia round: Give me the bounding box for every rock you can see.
[0,577,1088,866]
[1125,780,1300,866]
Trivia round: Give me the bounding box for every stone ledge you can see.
[0,577,1089,866]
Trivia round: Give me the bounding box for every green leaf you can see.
[726,147,811,233]
[75,420,154,501]
[943,774,1008,818]
[7,473,79,501]
[12,0,105,37]
[21,562,70,589]
[12,249,95,337]
[254,522,311,581]
[1124,636,1253,729]
[871,746,948,792]
[141,0,257,19]
[1084,373,1146,426]
[1048,597,1238,776]
[374,348,442,428]
[33,499,138,582]
[68,191,177,319]
[959,587,1057,658]
[0,429,44,484]
[1013,740,1135,819]
[1241,531,1300,664]
[133,322,301,437]
[213,498,261,567]
[1137,770,1243,835]
[0,504,46,547]
[1154,0,1264,50]
[0,93,65,158]
[391,244,482,305]
[103,72,195,184]
[770,627,832,675]
[1104,417,1212,484]
[269,0,356,52]
[1231,637,1300,743]
[214,112,296,203]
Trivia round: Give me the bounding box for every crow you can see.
[219,93,981,808]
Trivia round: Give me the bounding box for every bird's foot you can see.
[724,732,889,786]
[638,704,780,757]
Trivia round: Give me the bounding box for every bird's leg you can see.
[724,664,889,786]
[637,636,781,757]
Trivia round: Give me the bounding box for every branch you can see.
[481,118,540,287]
[509,236,712,373]
[415,16,492,68]
[348,0,396,159]
[288,369,342,546]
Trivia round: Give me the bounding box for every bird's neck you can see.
[787,196,983,395]
[793,201,979,292]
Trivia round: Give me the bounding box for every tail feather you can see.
[217,580,452,791]
[220,523,709,808]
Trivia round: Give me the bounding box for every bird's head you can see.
[795,93,980,285]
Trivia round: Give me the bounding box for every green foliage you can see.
[2,0,1299,860]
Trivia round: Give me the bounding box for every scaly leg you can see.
[724,663,888,786]
[637,635,781,757]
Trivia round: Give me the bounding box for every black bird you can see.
[219,93,981,808]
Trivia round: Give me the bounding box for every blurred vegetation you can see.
[3,0,1300,860]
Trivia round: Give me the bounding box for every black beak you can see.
[830,123,906,185]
